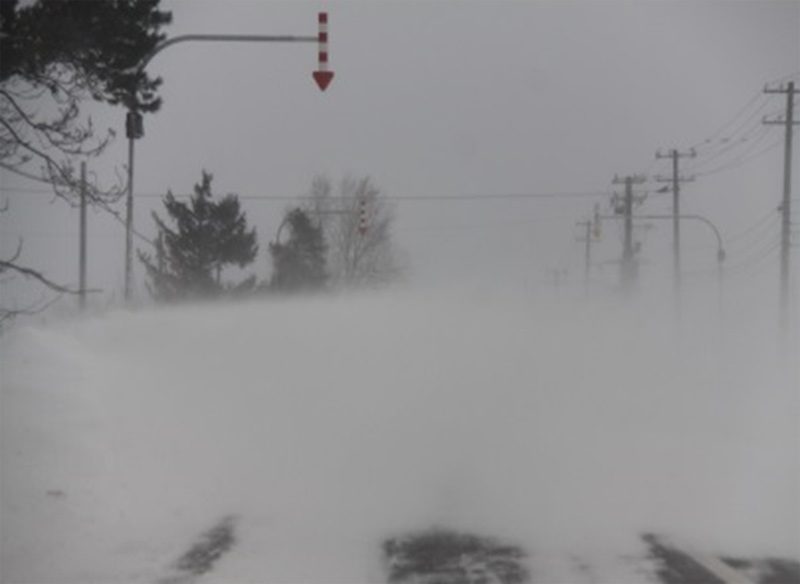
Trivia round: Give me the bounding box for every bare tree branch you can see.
[3,237,22,263]
[0,294,60,326]
[0,260,99,294]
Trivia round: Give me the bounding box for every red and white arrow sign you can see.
[312,12,334,91]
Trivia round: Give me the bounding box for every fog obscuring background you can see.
[1,1,799,582]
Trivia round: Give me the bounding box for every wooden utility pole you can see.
[576,206,600,297]
[763,81,798,333]
[612,174,647,292]
[655,148,696,313]
[79,161,87,310]
[576,220,592,297]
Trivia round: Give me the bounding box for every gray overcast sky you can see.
[1,0,798,303]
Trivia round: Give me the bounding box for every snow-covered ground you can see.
[1,290,798,583]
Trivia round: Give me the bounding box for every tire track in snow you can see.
[157,515,237,584]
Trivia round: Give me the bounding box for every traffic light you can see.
[126,111,144,139]
[358,198,367,236]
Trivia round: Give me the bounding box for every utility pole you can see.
[124,117,137,302]
[79,161,87,310]
[612,174,647,292]
[576,220,592,296]
[763,81,798,333]
[655,148,696,313]
[576,206,600,297]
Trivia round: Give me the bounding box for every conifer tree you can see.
[139,171,258,301]
[269,208,327,292]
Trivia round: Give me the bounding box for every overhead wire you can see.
[728,217,782,255]
[0,185,615,201]
[683,208,779,256]
[688,122,774,172]
[724,237,782,274]
[766,71,800,84]
[726,207,781,244]
[0,168,155,247]
[687,91,771,153]
[693,138,782,177]
[683,236,780,280]
[724,240,781,281]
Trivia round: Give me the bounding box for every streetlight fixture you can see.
[597,212,726,298]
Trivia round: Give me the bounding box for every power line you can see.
[684,238,780,280]
[767,71,800,84]
[150,191,617,202]
[726,237,782,274]
[0,163,154,246]
[727,207,779,240]
[0,187,614,201]
[694,138,782,177]
[687,92,771,152]
[682,74,798,163]
[728,218,781,255]
[725,241,781,281]
[689,122,773,171]
[682,212,778,258]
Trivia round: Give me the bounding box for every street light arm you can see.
[598,212,726,261]
[128,33,318,74]
[638,214,725,259]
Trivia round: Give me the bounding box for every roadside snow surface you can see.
[2,291,797,582]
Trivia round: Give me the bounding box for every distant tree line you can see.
[138,170,402,302]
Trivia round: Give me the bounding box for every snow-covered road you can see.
[2,292,797,582]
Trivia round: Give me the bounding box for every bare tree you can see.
[306,174,403,288]
[0,203,93,328]
[0,71,118,203]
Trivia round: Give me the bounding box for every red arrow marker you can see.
[313,12,334,91]
[313,71,334,91]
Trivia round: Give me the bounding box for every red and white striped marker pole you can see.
[312,12,334,91]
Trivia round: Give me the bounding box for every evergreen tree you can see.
[139,171,258,301]
[269,208,327,292]
[1,0,171,111]
[1,0,172,202]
